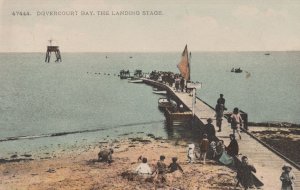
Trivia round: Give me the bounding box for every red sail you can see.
[177,45,190,80]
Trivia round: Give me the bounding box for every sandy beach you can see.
[0,136,240,190]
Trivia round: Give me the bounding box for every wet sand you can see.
[0,137,240,190]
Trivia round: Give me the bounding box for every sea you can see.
[0,52,299,158]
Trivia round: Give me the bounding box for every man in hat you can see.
[203,118,216,142]
[280,163,296,190]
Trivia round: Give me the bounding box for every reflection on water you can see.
[164,119,203,143]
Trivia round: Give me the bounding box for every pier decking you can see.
[143,78,300,189]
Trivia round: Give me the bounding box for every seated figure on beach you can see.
[203,118,216,141]
[216,140,234,166]
[135,157,152,177]
[168,157,183,173]
[156,155,167,183]
[226,134,239,157]
[208,141,217,159]
[236,156,256,189]
[98,148,113,164]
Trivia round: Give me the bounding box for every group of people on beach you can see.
[135,155,184,184]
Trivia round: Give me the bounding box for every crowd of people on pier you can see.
[149,70,191,93]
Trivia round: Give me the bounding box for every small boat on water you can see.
[265,53,270,55]
[128,79,143,83]
[231,68,243,73]
[153,90,167,95]
[158,98,177,109]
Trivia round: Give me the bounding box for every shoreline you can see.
[0,136,240,190]
[248,121,300,128]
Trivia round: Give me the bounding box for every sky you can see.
[0,0,300,52]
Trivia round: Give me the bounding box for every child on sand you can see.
[187,143,195,163]
[136,157,152,177]
[199,134,209,164]
[168,157,183,173]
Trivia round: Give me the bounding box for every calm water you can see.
[0,52,299,157]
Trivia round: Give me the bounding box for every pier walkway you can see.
[142,78,300,189]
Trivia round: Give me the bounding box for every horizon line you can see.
[0,50,300,53]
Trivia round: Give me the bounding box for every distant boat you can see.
[265,53,270,55]
[153,91,167,95]
[128,79,143,83]
[129,56,133,58]
[158,98,177,109]
[231,68,243,73]
[105,56,108,59]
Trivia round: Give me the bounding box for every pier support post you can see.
[192,88,196,117]
[187,82,202,118]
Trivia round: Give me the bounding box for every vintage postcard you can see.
[0,0,299,189]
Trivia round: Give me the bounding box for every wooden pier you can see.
[142,78,300,189]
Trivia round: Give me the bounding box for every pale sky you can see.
[0,0,300,52]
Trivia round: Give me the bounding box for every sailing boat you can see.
[177,45,191,81]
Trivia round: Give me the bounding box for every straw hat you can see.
[282,163,292,170]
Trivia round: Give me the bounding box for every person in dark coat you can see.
[203,118,216,141]
[217,94,227,110]
[215,102,224,132]
[226,134,239,157]
[180,77,185,92]
[236,156,256,189]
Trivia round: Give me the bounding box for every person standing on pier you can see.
[175,77,180,92]
[217,94,227,110]
[280,163,296,190]
[230,107,243,140]
[215,102,224,132]
[180,77,185,92]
